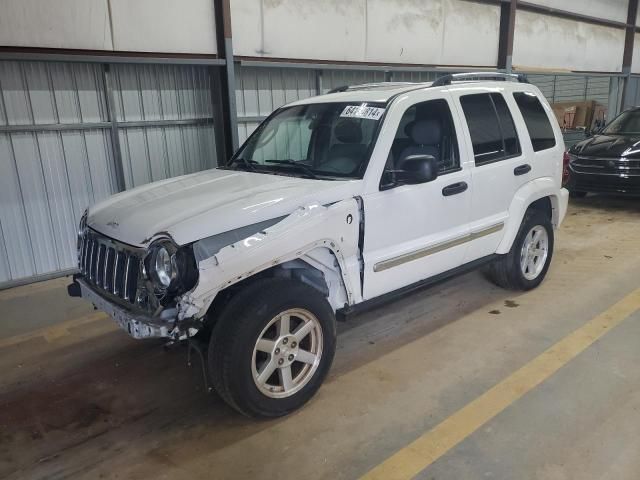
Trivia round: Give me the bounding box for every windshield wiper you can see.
[264,160,318,179]
[229,157,257,171]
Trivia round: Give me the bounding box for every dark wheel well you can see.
[199,260,332,336]
[528,196,552,221]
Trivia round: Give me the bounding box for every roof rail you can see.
[326,82,422,94]
[327,85,350,94]
[431,72,529,87]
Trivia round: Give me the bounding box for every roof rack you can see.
[327,82,421,94]
[431,72,529,87]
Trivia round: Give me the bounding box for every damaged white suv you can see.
[70,73,568,417]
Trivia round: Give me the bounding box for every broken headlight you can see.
[146,239,198,296]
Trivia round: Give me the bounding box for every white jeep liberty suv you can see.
[70,73,569,417]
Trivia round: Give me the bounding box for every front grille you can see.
[572,156,640,176]
[79,229,143,304]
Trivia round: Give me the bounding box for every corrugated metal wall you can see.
[112,64,217,188]
[235,67,317,144]
[623,76,640,110]
[0,61,218,286]
[528,75,611,107]
[235,67,444,143]
[234,67,616,152]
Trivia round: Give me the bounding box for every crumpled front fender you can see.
[177,199,362,320]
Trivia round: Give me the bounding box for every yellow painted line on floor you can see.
[0,312,108,349]
[361,286,640,480]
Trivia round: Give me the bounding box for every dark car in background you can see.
[565,107,640,196]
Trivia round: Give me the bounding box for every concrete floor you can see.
[1,195,640,480]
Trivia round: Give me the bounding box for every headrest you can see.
[409,119,441,145]
[334,119,363,144]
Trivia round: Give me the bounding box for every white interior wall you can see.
[0,0,633,74]
[0,0,113,51]
[527,0,628,24]
[0,0,217,54]
[232,0,499,66]
[513,10,625,72]
[109,0,217,54]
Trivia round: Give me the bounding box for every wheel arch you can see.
[496,178,561,254]
[201,246,351,331]
[178,200,362,326]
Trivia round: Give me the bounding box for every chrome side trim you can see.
[373,222,504,273]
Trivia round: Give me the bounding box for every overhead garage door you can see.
[0,61,218,287]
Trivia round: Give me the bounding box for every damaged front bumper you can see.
[69,277,181,339]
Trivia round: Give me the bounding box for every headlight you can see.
[146,240,198,296]
[153,244,177,288]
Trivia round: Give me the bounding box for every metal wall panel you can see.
[528,74,611,106]
[0,60,218,286]
[320,69,385,93]
[111,64,217,189]
[623,76,640,110]
[0,61,116,284]
[236,66,317,144]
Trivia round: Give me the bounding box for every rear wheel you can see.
[485,209,554,291]
[208,278,336,417]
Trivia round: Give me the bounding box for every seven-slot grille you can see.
[572,156,640,175]
[79,230,142,304]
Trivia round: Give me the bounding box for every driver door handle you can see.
[514,164,532,176]
[442,181,468,196]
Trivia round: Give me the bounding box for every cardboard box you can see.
[551,100,596,129]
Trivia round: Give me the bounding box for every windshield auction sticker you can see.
[340,105,385,120]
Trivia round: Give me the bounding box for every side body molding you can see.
[496,177,568,254]
[178,199,363,320]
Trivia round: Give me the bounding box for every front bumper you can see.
[567,167,640,195]
[72,277,176,339]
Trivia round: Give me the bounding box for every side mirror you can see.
[396,154,439,185]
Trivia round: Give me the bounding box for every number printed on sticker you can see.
[340,105,385,120]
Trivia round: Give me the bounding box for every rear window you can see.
[513,92,556,151]
[460,93,521,165]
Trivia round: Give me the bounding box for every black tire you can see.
[208,278,336,417]
[484,209,554,291]
[569,190,588,198]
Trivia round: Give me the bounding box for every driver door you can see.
[362,93,473,300]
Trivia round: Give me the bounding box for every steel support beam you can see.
[497,0,517,73]
[214,0,239,159]
[102,64,126,193]
[622,0,639,108]
[0,48,224,65]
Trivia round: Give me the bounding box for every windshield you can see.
[227,102,386,179]
[602,110,640,135]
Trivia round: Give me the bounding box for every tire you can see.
[208,278,337,417]
[484,209,554,291]
[569,190,587,198]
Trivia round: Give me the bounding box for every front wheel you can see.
[208,278,336,417]
[484,209,554,291]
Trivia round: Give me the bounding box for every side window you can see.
[460,92,521,165]
[513,92,556,151]
[383,98,460,183]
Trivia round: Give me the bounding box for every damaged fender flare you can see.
[178,199,362,321]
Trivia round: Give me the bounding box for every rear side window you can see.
[513,92,556,151]
[460,93,521,165]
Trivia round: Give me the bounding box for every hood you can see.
[88,169,359,247]
[570,134,640,158]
